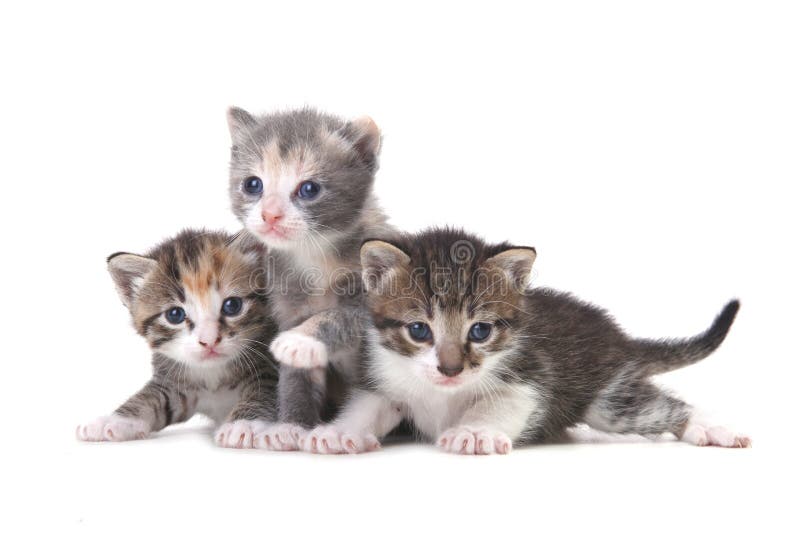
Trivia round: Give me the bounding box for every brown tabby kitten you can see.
[76,230,286,449]
[301,228,750,454]
[226,107,395,449]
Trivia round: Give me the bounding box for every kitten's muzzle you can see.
[437,364,464,377]
[436,341,465,377]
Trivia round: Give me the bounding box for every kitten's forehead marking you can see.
[257,139,320,194]
[431,306,473,341]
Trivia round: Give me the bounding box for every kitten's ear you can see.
[360,240,410,292]
[484,247,537,289]
[349,116,382,164]
[107,252,158,308]
[226,106,257,140]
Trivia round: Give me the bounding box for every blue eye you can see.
[407,322,432,341]
[243,176,263,195]
[166,307,186,324]
[297,180,321,199]
[221,297,242,316]
[468,322,492,342]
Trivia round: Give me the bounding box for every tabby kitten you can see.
[300,228,751,454]
[77,229,285,449]
[226,107,394,448]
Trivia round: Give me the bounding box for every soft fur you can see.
[77,229,291,450]
[300,228,751,454]
[226,107,396,448]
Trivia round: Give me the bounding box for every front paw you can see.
[437,426,512,455]
[215,419,269,449]
[76,415,150,442]
[298,425,380,454]
[270,330,328,368]
[254,423,306,451]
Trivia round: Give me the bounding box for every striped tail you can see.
[633,300,740,376]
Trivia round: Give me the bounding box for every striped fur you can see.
[300,228,750,454]
[77,229,282,448]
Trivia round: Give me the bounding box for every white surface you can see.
[1,1,797,532]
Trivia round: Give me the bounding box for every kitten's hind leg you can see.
[584,379,751,448]
[680,415,752,448]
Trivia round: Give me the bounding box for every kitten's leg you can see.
[438,384,538,455]
[215,374,278,450]
[270,307,365,372]
[585,379,751,447]
[255,365,327,451]
[299,389,403,454]
[77,379,194,442]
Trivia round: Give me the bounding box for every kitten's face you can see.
[108,231,270,369]
[361,230,536,392]
[226,107,381,252]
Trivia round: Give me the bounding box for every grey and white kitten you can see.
[226,107,395,448]
[77,229,286,449]
[300,228,751,454]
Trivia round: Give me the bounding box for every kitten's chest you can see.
[272,291,341,327]
[273,256,361,326]
[195,386,242,424]
[388,385,472,439]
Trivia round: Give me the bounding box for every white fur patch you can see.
[253,423,306,451]
[195,385,243,424]
[299,425,380,454]
[214,419,269,449]
[76,414,150,442]
[270,329,328,368]
[437,426,513,455]
[368,335,539,444]
[681,416,752,448]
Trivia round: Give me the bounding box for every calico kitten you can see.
[226,107,394,448]
[300,228,751,454]
[77,229,285,449]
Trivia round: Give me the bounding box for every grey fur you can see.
[227,107,396,428]
[357,228,741,446]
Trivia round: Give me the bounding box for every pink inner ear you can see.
[351,116,381,157]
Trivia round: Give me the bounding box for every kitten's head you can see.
[361,228,536,391]
[108,230,271,368]
[227,107,381,251]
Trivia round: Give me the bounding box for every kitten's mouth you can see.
[200,348,224,360]
[432,375,464,387]
[255,224,294,242]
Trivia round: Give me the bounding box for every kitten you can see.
[226,107,394,447]
[77,229,285,449]
[300,228,751,454]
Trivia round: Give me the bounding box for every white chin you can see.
[195,355,229,367]
[248,228,298,250]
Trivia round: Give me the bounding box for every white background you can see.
[1,1,797,532]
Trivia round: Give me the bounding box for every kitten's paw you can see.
[298,425,380,454]
[76,415,149,442]
[270,330,328,368]
[681,423,752,448]
[254,423,306,451]
[437,426,513,455]
[215,419,269,449]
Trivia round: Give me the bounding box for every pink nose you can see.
[262,211,283,224]
[198,336,221,348]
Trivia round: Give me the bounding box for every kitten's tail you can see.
[633,300,740,376]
